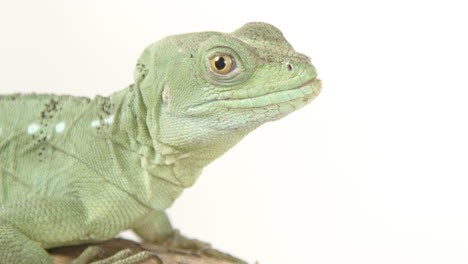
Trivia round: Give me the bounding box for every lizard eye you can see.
[209,54,236,75]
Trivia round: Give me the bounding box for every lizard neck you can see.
[112,85,252,187]
[166,130,251,187]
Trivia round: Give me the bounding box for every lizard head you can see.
[134,22,321,148]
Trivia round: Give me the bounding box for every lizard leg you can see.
[133,209,212,251]
[0,196,89,264]
[69,210,172,264]
[0,218,52,264]
[133,210,210,253]
[133,209,210,250]
[132,209,174,243]
[132,210,247,263]
[0,196,152,264]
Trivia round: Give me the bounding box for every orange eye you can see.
[209,54,235,75]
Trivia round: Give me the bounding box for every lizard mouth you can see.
[188,77,322,113]
[216,77,321,109]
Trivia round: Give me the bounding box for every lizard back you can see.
[0,93,104,204]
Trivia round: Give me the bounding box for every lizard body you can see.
[0,22,321,263]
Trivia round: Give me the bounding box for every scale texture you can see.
[0,22,321,264]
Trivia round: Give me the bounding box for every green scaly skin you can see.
[0,22,321,263]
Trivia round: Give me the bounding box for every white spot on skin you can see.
[27,124,40,134]
[104,115,114,124]
[91,120,100,128]
[55,122,66,133]
[178,49,183,53]
[162,85,170,109]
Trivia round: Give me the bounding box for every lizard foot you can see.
[144,230,247,264]
[70,245,160,264]
[162,230,211,255]
[49,238,248,264]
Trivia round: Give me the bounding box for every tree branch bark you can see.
[48,238,249,264]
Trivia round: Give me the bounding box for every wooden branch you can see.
[48,238,248,264]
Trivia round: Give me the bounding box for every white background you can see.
[1,1,467,263]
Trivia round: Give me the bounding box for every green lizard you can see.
[0,22,321,264]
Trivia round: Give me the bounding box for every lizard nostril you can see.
[287,63,293,72]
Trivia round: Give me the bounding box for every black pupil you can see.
[215,57,226,70]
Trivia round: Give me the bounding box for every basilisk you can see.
[0,22,321,263]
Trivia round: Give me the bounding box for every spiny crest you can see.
[233,22,288,44]
[233,22,295,63]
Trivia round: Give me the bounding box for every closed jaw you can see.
[215,77,321,109]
